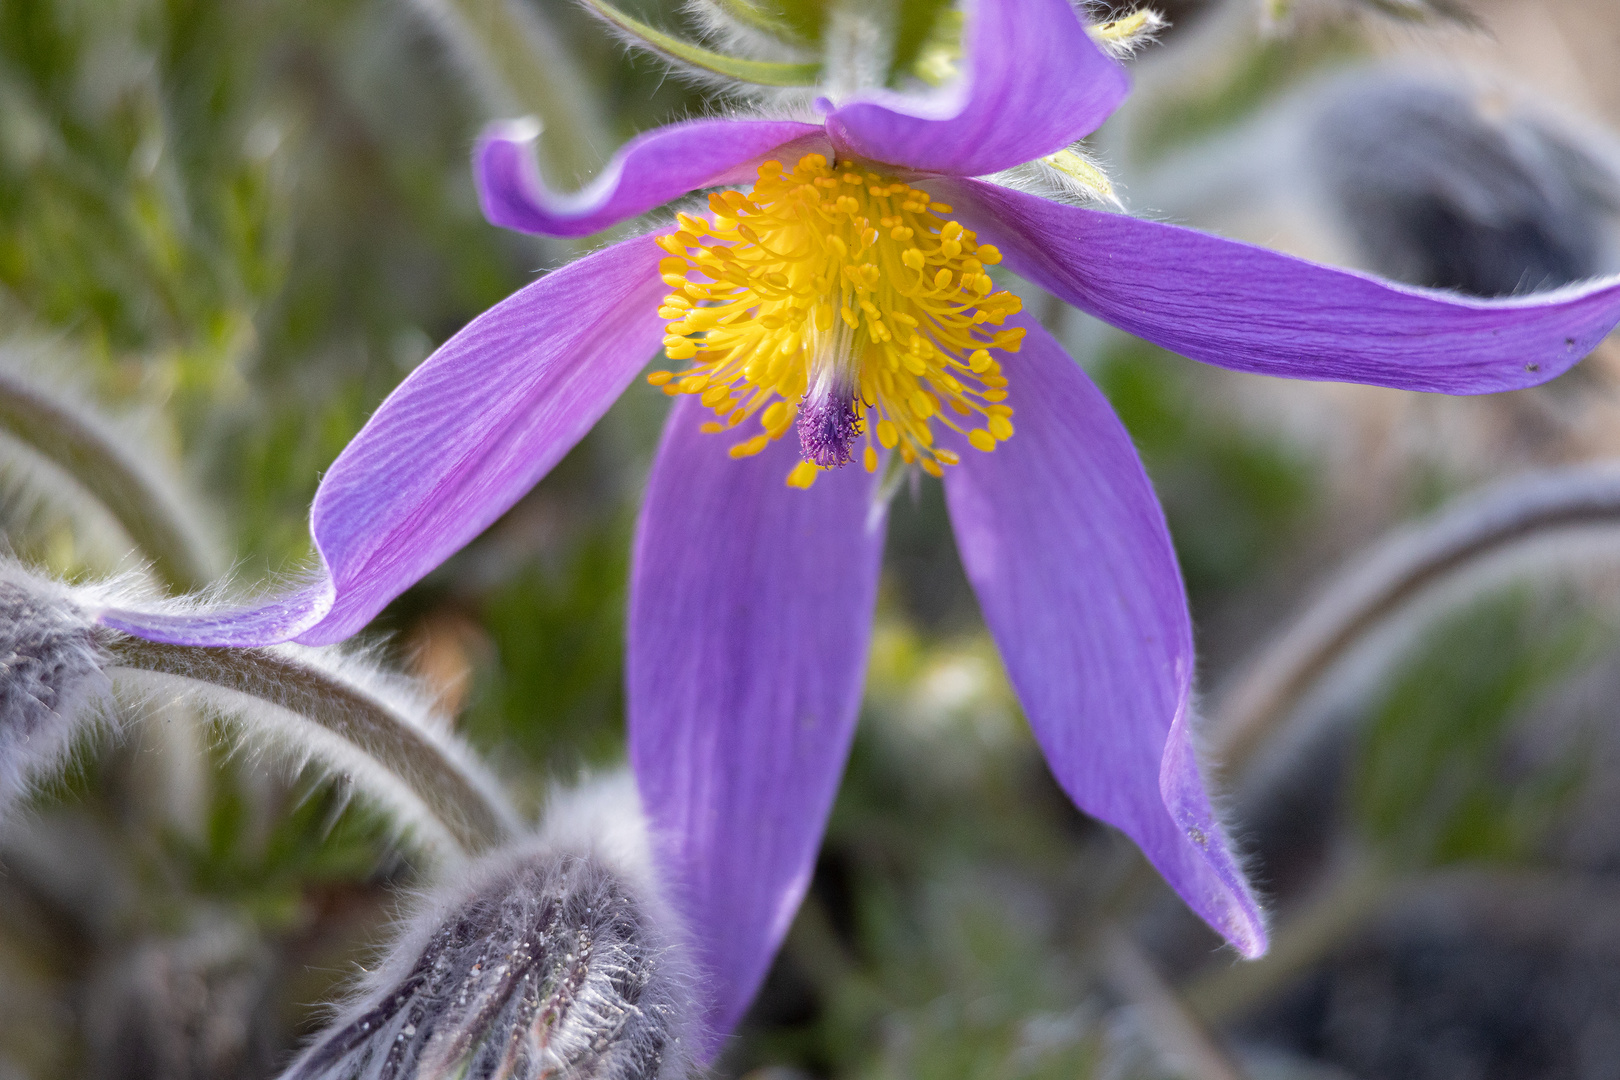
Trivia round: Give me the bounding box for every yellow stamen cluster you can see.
[647,152,1024,487]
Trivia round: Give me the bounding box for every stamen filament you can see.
[648,153,1024,485]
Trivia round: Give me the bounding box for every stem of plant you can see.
[104,636,518,857]
[1211,464,1620,773]
[0,369,217,593]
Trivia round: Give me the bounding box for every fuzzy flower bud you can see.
[0,561,110,811]
[1312,76,1618,297]
[281,778,691,1080]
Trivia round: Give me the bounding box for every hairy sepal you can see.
[281,774,693,1080]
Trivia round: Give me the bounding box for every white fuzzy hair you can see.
[279,773,694,1080]
[104,633,519,863]
[0,558,113,815]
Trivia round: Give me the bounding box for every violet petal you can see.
[297,234,669,644]
[940,177,1620,392]
[100,235,669,647]
[628,400,885,1049]
[822,0,1128,178]
[477,118,829,238]
[95,582,334,647]
[941,315,1266,957]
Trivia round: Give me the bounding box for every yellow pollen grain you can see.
[787,461,820,488]
[730,435,769,458]
[652,152,1022,483]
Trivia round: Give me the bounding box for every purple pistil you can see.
[796,388,863,468]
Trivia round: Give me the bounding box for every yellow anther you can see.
[646,370,674,386]
[787,461,819,488]
[652,152,1022,484]
[919,458,944,478]
[988,415,1015,440]
[761,400,791,433]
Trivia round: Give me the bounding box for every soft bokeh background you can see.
[4,0,1620,1077]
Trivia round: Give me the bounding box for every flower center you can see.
[647,153,1023,488]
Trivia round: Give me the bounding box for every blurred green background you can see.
[4,0,1620,1077]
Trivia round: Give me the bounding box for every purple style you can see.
[92,0,1620,1055]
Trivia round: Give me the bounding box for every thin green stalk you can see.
[1211,465,1620,772]
[582,0,822,86]
[0,369,216,593]
[708,0,809,40]
[104,636,518,857]
[411,0,613,184]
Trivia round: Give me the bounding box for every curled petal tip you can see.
[823,0,1128,177]
[475,116,823,239]
[485,115,542,144]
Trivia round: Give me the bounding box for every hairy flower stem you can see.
[1210,465,1620,772]
[102,636,518,856]
[0,369,216,592]
[704,0,806,40]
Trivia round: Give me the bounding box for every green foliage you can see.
[461,519,633,775]
[720,618,1116,1077]
[1355,589,1603,867]
[177,754,400,928]
[1131,24,1364,163]
[2,0,1613,1076]
[1095,337,1317,604]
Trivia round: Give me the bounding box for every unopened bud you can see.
[0,561,110,811]
[282,800,691,1080]
[1312,76,1617,297]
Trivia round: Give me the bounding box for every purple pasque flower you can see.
[94,0,1620,1050]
